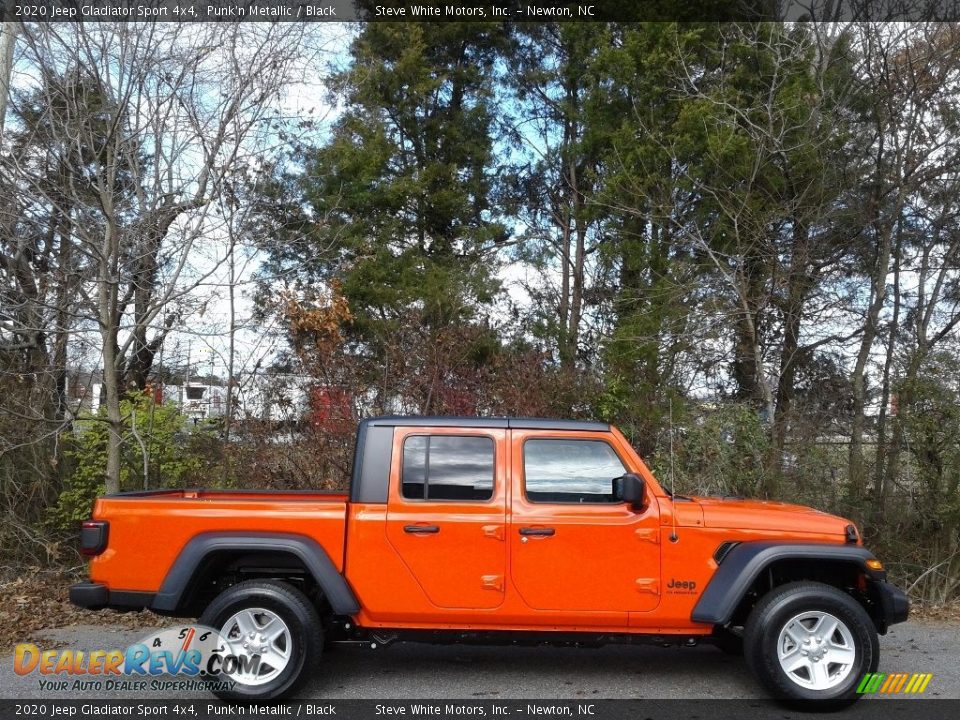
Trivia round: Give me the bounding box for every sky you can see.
[155,22,539,397]
[3,20,548,423]
[5,21,944,420]
[7,24,354,396]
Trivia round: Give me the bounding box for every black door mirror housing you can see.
[613,473,645,509]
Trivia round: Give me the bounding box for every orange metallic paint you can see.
[384,427,508,610]
[87,426,858,637]
[88,491,349,592]
[508,430,661,615]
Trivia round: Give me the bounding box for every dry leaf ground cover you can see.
[1,570,165,650]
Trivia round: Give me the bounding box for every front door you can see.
[509,430,662,613]
[386,427,507,610]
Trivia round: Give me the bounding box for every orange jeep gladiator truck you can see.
[71,416,908,703]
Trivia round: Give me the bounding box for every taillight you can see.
[80,520,109,556]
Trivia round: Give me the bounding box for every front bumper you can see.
[874,581,910,632]
[70,582,155,612]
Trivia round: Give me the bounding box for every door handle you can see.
[404,524,440,534]
[519,527,555,537]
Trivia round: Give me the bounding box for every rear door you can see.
[509,430,662,613]
[385,427,507,610]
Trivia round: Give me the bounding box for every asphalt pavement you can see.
[1,619,957,700]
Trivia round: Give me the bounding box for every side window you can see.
[402,436,428,498]
[524,439,627,503]
[401,435,495,501]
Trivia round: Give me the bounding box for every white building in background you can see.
[82,381,227,421]
[67,369,311,426]
[235,372,312,424]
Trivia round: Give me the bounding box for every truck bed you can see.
[106,487,349,502]
[88,488,349,594]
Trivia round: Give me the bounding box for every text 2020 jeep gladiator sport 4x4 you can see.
[71,416,909,703]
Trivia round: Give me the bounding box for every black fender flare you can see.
[691,541,881,625]
[152,531,361,615]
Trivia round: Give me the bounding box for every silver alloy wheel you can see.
[220,607,292,687]
[776,610,857,691]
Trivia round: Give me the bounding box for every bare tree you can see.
[7,23,303,493]
[846,24,960,499]
[510,25,605,370]
[668,24,857,483]
[0,21,17,139]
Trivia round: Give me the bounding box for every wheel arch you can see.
[153,532,361,617]
[692,542,884,630]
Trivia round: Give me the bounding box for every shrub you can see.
[49,394,203,530]
[649,401,773,498]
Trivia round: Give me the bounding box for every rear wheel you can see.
[744,581,878,705]
[199,580,322,700]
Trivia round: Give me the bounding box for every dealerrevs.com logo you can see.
[13,625,246,692]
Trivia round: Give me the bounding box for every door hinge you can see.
[481,574,504,592]
[482,525,504,541]
[635,528,659,544]
[635,578,659,594]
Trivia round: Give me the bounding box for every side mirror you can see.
[613,473,645,509]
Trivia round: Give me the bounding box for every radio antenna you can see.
[669,397,678,543]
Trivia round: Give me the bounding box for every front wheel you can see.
[743,581,879,705]
[199,580,323,700]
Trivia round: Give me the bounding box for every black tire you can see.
[711,627,744,656]
[199,580,323,700]
[743,581,878,706]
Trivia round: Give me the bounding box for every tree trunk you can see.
[101,338,123,495]
[872,232,901,517]
[771,222,811,469]
[849,219,895,501]
[731,251,769,412]
[99,211,123,495]
[567,155,586,368]
[557,203,572,367]
[223,232,237,484]
[0,22,18,140]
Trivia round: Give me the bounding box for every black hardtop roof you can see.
[360,415,610,432]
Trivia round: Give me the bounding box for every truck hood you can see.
[684,495,853,537]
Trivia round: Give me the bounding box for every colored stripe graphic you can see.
[880,674,896,693]
[858,672,932,694]
[892,673,909,693]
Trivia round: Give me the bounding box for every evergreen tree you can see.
[261,22,510,413]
